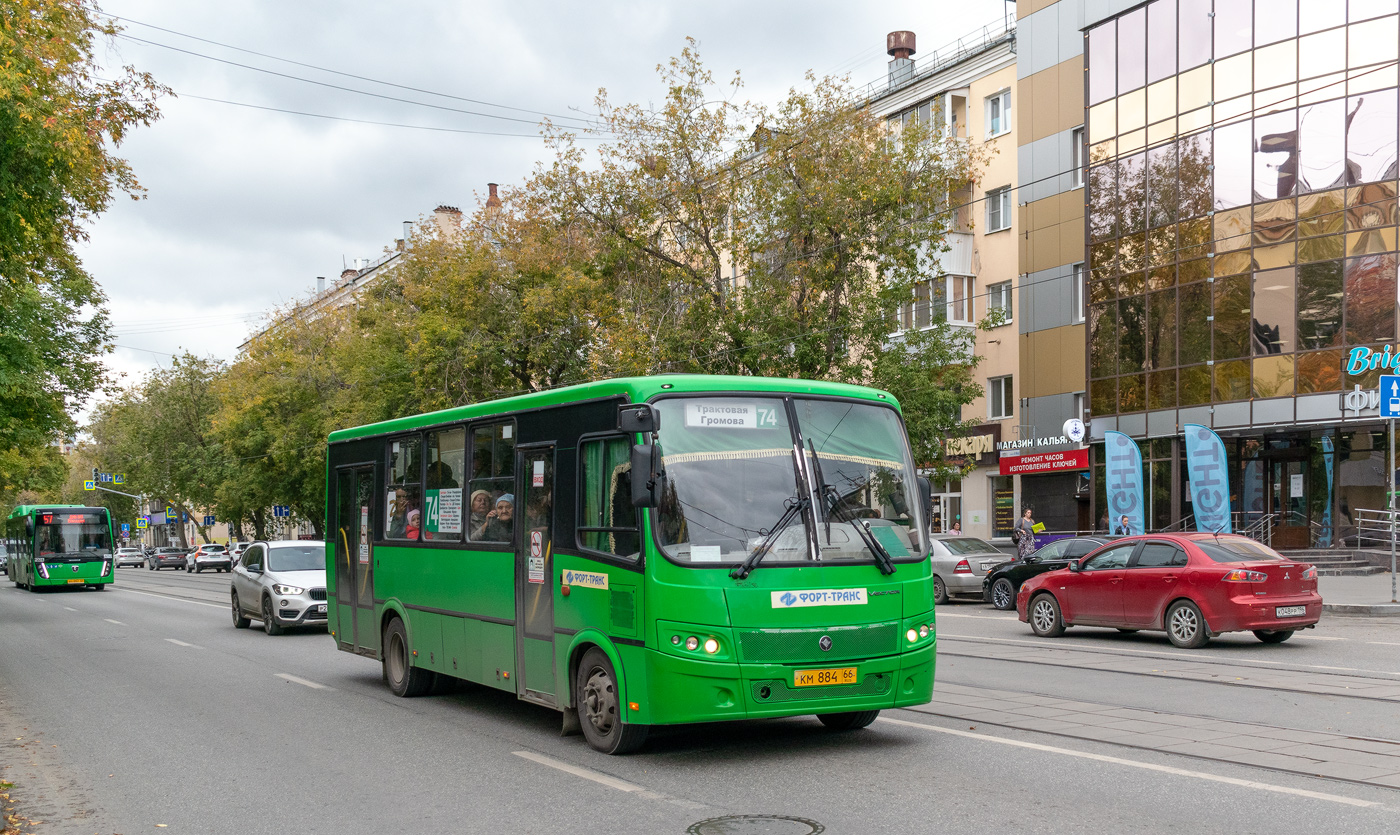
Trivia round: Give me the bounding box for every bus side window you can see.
[424,427,466,542]
[468,422,516,543]
[577,437,639,559]
[386,435,422,541]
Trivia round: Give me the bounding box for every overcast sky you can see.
[86,0,1013,395]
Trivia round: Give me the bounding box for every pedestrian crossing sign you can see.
[83,480,95,491]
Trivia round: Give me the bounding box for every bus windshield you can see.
[36,512,111,557]
[653,396,926,566]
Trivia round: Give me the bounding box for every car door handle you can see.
[1110,577,1122,584]
[1163,574,1178,582]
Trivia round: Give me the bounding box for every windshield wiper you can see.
[852,519,898,575]
[808,439,832,545]
[731,496,809,580]
[808,439,895,575]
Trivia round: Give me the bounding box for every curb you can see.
[1322,602,1400,616]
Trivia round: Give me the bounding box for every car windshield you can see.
[1195,538,1288,563]
[268,545,325,572]
[941,537,1002,556]
[652,396,926,565]
[35,512,111,556]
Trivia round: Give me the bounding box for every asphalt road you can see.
[2,568,1399,834]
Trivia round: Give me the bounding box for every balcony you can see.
[927,232,974,277]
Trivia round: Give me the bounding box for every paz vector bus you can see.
[322,375,937,753]
[5,505,116,591]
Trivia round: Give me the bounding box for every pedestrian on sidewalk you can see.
[1015,508,1037,558]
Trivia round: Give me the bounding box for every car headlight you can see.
[273,584,305,595]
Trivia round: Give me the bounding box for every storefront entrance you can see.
[1264,450,1310,550]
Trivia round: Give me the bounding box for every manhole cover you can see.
[686,815,824,835]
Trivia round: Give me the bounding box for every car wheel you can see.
[261,596,284,636]
[1029,593,1065,638]
[933,575,948,606]
[382,617,434,697]
[576,647,648,754]
[990,578,1016,611]
[1253,629,1294,644]
[817,710,881,731]
[1166,600,1209,648]
[231,591,250,629]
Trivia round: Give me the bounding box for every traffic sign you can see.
[1383,376,1400,418]
[136,518,148,529]
[83,480,95,491]
[273,505,291,518]
[121,523,130,533]
[203,515,215,526]
[114,473,124,485]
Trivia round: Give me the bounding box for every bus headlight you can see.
[907,628,919,643]
[685,636,699,651]
[37,563,50,579]
[100,560,111,577]
[703,638,719,654]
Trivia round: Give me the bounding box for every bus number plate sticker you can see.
[794,667,857,687]
[562,570,608,590]
[771,588,867,608]
[684,402,780,429]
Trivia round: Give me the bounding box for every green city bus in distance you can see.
[324,375,936,753]
[5,505,116,591]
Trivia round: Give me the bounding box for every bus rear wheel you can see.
[817,710,880,731]
[575,648,648,755]
[382,617,434,697]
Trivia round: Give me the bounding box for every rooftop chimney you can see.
[316,276,325,295]
[433,205,462,238]
[485,183,502,210]
[340,267,357,283]
[887,31,916,88]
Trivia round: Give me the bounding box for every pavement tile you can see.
[1095,719,1190,735]
[1266,744,1400,769]
[1135,713,1221,728]
[1157,741,1261,759]
[1312,738,1400,756]
[1366,773,1400,789]
[1110,733,1188,749]
[1261,728,1350,744]
[1150,727,1251,743]
[1222,735,1325,752]
[1304,761,1400,781]
[1004,718,1086,733]
[1222,750,1329,771]
[1065,726,1140,742]
[1009,705,1085,719]
[1093,708,1155,720]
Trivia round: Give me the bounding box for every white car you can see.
[230,541,328,635]
[114,547,146,568]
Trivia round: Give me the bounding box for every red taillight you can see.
[954,559,971,574]
[1301,566,1317,580]
[1222,569,1267,582]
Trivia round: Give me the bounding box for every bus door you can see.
[334,465,377,655]
[515,444,556,703]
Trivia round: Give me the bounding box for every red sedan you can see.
[1015,533,1320,648]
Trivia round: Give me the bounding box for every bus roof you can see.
[7,505,100,521]
[328,374,901,444]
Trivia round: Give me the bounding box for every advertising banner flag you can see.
[1184,423,1232,534]
[1104,431,1146,536]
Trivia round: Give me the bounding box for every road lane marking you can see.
[512,751,707,810]
[878,717,1385,809]
[937,612,1014,621]
[103,619,124,625]
[941,633,1400,678]
[63,607,76,612]
[275,673,332,690]
[1292,636,1346,641]
[164,639,199,648]
[1367,642,1400,647]
[114,587,225,609]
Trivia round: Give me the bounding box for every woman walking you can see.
[1015,508,1037,558]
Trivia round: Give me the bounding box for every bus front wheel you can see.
[382,617,434,697]
[817,711,880,731]
[575,648,648,755]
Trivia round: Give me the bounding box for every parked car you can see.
[983,536,1113,610]
[0,543,7,572]
[229,542,251,560]
[1017,534,1321,648]
[115,547,146,568]
[147,547,189,570]
[930,534,1008,605]
[186,543,232,573]
[230,540,328,635]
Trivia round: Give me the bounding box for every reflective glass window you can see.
[1347,182,1398,230]
[1300,29,1347,79]
[1090,302,1118,378]
[1147,0,1177,83]
[1215,250,1254,276]
[1256,242,1299,269]
[1296,349,1344,392]
[1119,373,1146,412]
[1147,289,1177,369]
[1119,87,1147,133]
[1118,8,1146,93]
[1214,53,1254,103]
[1120,232,1147,274]
[1215,0,1253,58]
[1179,364,1212,405]
[1090,377,1117,416]
[1350,16,1400,66]
[1214,121,1254,209]
[1119,296,1146,374]
[1179,0,1214,69]
[1253,355,1296,397]
[1299,188,1347,234]
[1180,255,1211,283]
[1256,0,1298,45]
[1215,207,1253,254]
[1300,0,1345,33]
[1350,64,1399,96]
[1214,274,1252,360]
[1299,98,1346,192]
[1089,99,1116,145]
[1345,90,1398,184]
[1178,133,1213,218]
[1214,360,1252,401]
[1178,65,1212,113]
[1089,22,1117,105]
[1255,40,1298,89]
[1300,232,1347,260]
[1297,260,1344,349]
[1119,153,1147,234]
[1253,267,1297,354]
[1255,199,1298,248]
[1345,254,1398,343]
[1147,77,1177,126]
[1148,368,1178,409]
[1179,282,1211,365]
[386,435,422,541]
[1148,226,1177,268]
[1351,0,1400,22]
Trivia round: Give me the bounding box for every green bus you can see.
[324,375,935,753]
[5,505,116,591]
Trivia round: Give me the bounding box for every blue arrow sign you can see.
[1382,376,1400,418]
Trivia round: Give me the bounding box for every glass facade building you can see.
[1084,0,1400,547]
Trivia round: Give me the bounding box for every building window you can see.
[948,275,974,324]
[1071,126,1085,188]
[986,89,1011,138]
[987,280,1012,324]
[986,186,1011,232]
[1071,262,1085,324]
[989,375,1013,419]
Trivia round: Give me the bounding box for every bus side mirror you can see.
[630,443,664,508]
[917,476,933,526]
[618,404,659,435]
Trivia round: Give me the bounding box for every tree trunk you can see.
[253,508,267,540]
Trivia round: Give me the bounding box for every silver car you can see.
[931,534,1012,604]
[114,547,146,568]
[229,540,328,635]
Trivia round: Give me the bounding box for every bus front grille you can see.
[737,623,899,663]
[750,673,891,703]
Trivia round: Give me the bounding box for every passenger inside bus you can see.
[473,494,514,542]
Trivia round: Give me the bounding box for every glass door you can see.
[515,445,556,703]
[1267,456,1310,549]
[334,465,377,654]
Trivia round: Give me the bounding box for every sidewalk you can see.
[1318,574,1400,617]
